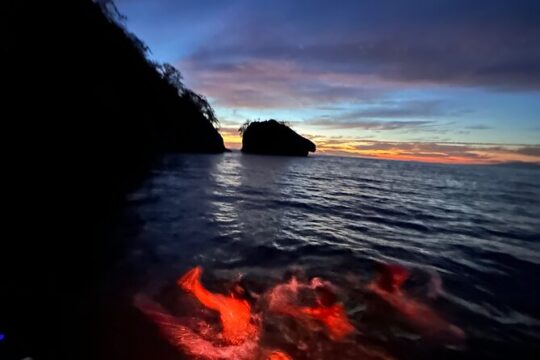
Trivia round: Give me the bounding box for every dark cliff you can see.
[241,119,316,156]
[3,1,224,359]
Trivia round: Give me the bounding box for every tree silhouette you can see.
[95,0,127,24]
[158,63,186,93]
[3,2,226,358]
[238,120,252,135]
[183,89,219,126]
[99,2,220,128]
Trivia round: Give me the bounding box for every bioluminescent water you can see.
[107,153,540,359]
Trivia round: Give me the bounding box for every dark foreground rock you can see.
[241,120,316,156]
[3,1,224,359]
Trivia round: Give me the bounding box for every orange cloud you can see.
[312,136,540,164]
[220,126,242,149]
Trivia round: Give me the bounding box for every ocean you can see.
[110,152,540,359]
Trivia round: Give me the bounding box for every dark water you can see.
[112,152,540,359]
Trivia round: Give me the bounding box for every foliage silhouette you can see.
[3,1,225,359]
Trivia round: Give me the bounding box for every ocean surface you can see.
[111,152,540,360]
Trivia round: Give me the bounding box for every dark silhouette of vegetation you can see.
[159,63,186,91]
[239,120,253,135]
[3,1,224,359]
[239,119,290,135]
[157,63,219,126]
[241,119,316,156]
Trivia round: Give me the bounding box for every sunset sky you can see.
[115,0,540,164]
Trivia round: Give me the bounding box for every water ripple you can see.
[118,153,540,359]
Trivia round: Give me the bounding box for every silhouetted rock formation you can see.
[3,1,224,359]
[241,120,316,156]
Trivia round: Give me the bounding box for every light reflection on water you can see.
[118,152,540,359]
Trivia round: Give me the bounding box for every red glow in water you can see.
[134,294,261,359]
[178,266,258,345]
[375,263,410,293]
[135,265,461,359]
[266,350,293,360]
[295,303,354,340]
[267,277,354,341]
[368,263,465,341]
[134,267,298,360]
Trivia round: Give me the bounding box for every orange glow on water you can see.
[267,277,354,341]
[178,266,258,345]
[296,304,355,340]
[134,269,358,359]
[134,265,463,359]
[134,294,260,359]
[266,351,293,360]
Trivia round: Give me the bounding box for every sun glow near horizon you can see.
[219,126,540,165]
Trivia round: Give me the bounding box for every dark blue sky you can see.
[115,0,540,163]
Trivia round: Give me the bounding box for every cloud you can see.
[515,146,540,157]
[180,0,540,91]
[305,119,434,130]
[465,124,492,130]
[333,100,463,119]
[181,59,389,108]
[218,125,242,148]
[177,1,540,112]
[301,99,469,131]
[313,137,540,163]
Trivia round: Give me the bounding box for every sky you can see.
[115,0,540,164]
